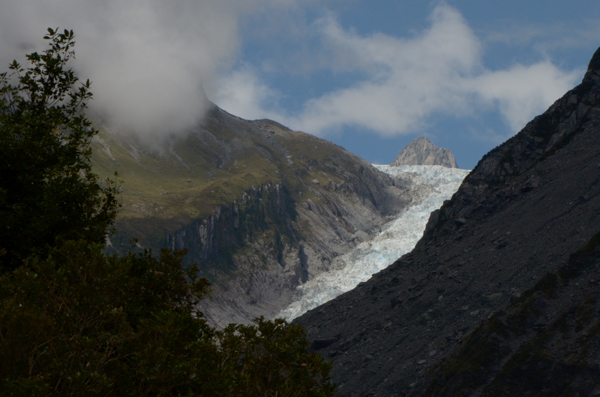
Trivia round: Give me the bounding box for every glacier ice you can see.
[276,165,470,321]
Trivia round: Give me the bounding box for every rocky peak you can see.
[390,137,458,168]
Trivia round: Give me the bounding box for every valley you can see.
[90,46,600,397]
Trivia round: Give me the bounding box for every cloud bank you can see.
[216,4,581,139]
[0,0,313,138]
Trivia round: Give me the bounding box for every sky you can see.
[1,1,600,169]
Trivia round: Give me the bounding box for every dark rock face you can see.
[296,48,600,396]
[391,137,458,168]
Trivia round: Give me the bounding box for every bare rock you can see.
[390,137,458,168]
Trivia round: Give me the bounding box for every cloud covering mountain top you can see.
[0,0,312,138]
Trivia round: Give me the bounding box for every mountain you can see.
[91,105,429,326]
[391,137,458,168]
[295,49,600,396]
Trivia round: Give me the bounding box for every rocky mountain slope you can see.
[391,137,458,168]
[296,49,600,396]
[91,105,429,326]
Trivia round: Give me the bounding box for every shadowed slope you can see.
[296,48,600,396]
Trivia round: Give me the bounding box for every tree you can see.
[0,242,215,396]
[0,28,119,272]
[0,242,335,396]
[0,29,337,396]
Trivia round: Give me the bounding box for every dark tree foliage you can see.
[0,28,119,272]
[0,29,337,396]
[0,243,335,396]
[0,242,213,396]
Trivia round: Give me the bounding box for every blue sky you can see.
[2,1,600,169]
[214,1,600,168]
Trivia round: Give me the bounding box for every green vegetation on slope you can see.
[90,99,376,272]
[91,116,361,222]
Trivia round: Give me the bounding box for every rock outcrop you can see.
[391,137,458,168]
[296,48,600,396]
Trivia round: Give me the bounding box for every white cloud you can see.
[290,4,482,135]
[211,67,282,121]
[0,0,319,139]
[214,3,581,139]
[469,62,579,132]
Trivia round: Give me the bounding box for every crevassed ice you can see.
[276,165,470,321]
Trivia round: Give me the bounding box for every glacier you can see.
[277,165,470,321]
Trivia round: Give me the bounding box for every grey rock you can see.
[454,217,466,226]
[353,230,370,242]
[390,137,458,168]
[311,338,338,350]
[159,110,426,327]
